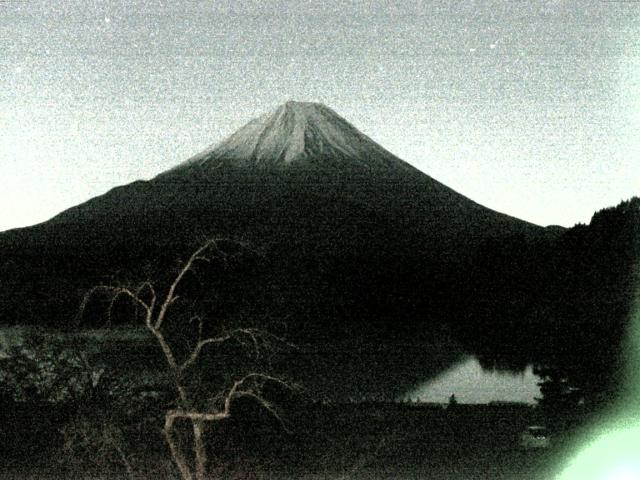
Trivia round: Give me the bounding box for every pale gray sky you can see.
[1,0,639,231]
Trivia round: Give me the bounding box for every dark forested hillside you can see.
[457,197,639,405]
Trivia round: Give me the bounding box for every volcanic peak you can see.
[175,101,409,171]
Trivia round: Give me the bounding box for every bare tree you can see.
[80,239,292,480]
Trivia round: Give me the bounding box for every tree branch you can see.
[78,285,152,327]
[77,238,293,480]
[180,332,232,374]
[155,239,221,330]
[135,281,157,313]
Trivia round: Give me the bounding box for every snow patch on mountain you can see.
[175,101,411,171]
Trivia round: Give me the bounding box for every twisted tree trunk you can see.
[81,240,290,480]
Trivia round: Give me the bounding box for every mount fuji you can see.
[1,101,635,402]
[0,102,553,343]
[170,101,412,171]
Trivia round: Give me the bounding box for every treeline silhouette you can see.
[455,197,639,406]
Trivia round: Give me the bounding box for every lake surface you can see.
[402,356,541,404]
[0,326,541,404]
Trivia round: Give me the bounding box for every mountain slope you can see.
[0,102,553,348]
[168,101,412,171]
[40,101,542,253]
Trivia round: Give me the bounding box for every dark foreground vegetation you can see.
[0,197,637,478]
[0,395,590,480]
[0,324,593,480]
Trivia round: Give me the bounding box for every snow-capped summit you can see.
[175,101,409,171]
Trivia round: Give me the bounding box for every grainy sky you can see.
[1,0,639,231]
